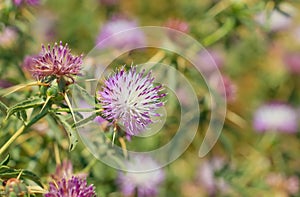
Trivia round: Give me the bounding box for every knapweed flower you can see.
[51,160,86,182]
[28,41,82,82]
[253,103,298,133]
[96,17,145,49]
[117,155,165,197]
[97,66,166,135]
[44,176,96,197]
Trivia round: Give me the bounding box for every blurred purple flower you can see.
[96,17,145,49]
[165,18,189,33]
[0,27,18,48]
[44,176,96,197]
[22,55,37,71]
[283,52,300,74]
[97,66,166,136]
[117,155,165,197]
[195,50,224,76]
[13,0,39,6]
[209,73,237,102]
[0,80,13,88]
[28,41,82,82]
[196,158,230,195]
[253,102,298,133]
[164,18,190,44]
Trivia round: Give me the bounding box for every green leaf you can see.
[16,110,27,122]
[6,98,45,119]
[72,84,96,106]
[0,155,10,166]
[54,114,79,151]
[0,166,43,187]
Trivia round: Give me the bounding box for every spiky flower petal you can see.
[98,66,166,135]
[29,41,82,82]
[44,176,96,197]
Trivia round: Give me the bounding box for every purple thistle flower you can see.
[97,66,166,136]
[44,176,96,197]
[28,41,82,82]
[96,17,145,49]
[253,102,298,133]
[51,160,86,182]
[117,155,165,197]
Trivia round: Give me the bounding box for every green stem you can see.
[55,108,101,113]
[82,158,97,173]
[0,125,25,155]
[202,18,235,46]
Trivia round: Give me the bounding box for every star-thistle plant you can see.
[97,66,166,136]
[29,41,83,84]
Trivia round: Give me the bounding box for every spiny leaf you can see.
[6,98,44,119]
[72,84,96,106]
[54,114,78,151]
[72,113,97,128]
[0,166,43,187]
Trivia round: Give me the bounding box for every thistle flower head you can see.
[44,176,96,197]
[29,41,82,82]
[117,155,165,197]
[253,102,298,133]
[51,160,86,181]
[98,66,166,135]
